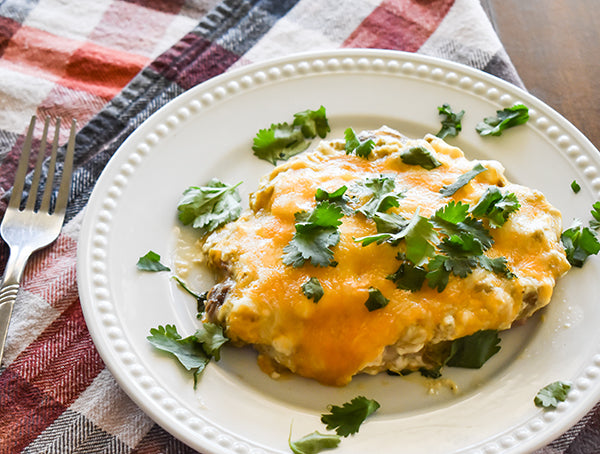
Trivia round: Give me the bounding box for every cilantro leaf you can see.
[177,179,242,235]
[425,255,451,292]
[137,251,170,272]
[147,323,229,387]
[193,322,228,361]
[293,106,330,139]
[320,396,380,437]
[446,330,501,368]
[344,128,375,158]
[147,325,210,371]
[400,146,441,170]
[364,287,389,312]
[355,212,410,246]
[571,180,581,194]
[402,212,438,266]
[534,381,572,409]
[476,103,529,136]
[432,200,470,224]
[561,222,600,267]
[436,103,464,139]
[289,431,341,454]
[478,255,514,278]
[315,186,352,215]
[437,235,481,278]
[387,254,427,292]
[440,163,487,196]
[173,276,207,314]
[430,201,494,251]
[302,277,325,302]
[470,187,520,228]
[252,123,308,164]
[252,107,330,164]
[283,201,343,267]
[353,175,404,218]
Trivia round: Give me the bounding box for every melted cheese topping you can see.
[202,127,570,386]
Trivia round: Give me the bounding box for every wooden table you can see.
[482,0,600,149]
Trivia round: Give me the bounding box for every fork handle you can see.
[0,245,33,367]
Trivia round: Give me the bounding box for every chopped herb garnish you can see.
[283,201,344,267]
[320,396,380,437]
[561,221,600,267]
[470,187,520,228]
[534,381,572,409]
[137,251,170,272]
[177,179,242,236]
[289,431,341,454]
[354,211,408,247]
[436,103,464,139]
[293,106,330,139]
[344,127,375,158]
[387,253,427,292]
[302,277,325,302]
[440,163,487,196]
[253,106,330,164]
[353,175,404,218]
[400,145,441,170]
[446,330,501,368]
[193,322,228,361]
[315,185,352,215]
[431,201,494,250]
[476,103,529,136]
[364,287,389,312]
[147,323,228,387]
[402,212,439,266]
[173,276,207,315]
[571,180,581,194]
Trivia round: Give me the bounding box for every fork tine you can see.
[39,118,61,213]
[45,118,76,215]
[8,116,36,210]
[24,117,51,211]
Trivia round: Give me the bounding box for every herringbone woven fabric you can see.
[0,0,598,453]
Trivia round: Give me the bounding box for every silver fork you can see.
[0,116,76,367]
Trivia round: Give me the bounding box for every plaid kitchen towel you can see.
[0,0,597,453]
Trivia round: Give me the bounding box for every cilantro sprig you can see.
[344,128,375,158]
[445,330,501,368]
[561,221,600,267]
[436,103,464,139]
[365,198,516,293]
[470,187,521,228]
[440,163,487,196]
[177,179,242,236]
[147,323,228,387]
[476,103,529,136]
[315,185,353,215]
[283,201,344,268]
[353,175,404,218]
[289,396,380,453]
[400,145,441,170]
[320,396,380,437]
[302,277,325,303]
[253,106,330,164]
[534,381,572,409]
[288,431,340,454]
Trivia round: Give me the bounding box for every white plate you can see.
[77,49,600,454]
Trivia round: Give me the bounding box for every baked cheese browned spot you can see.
[201,127,570,386]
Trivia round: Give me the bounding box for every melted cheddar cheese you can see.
[201,127,570,386]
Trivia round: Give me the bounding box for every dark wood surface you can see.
[482,0,600,149]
